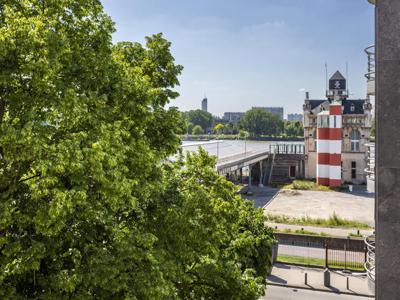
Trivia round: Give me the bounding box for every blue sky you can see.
[101,0,374,117]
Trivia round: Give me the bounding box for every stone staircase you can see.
[269,154,305,185]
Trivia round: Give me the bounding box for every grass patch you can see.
[274,228,331,237]
[266,212,371,229]
[282,180,333,191]
[281,180,351,192]
[277,254,365,271]
[348,232,364,238]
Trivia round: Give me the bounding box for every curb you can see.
[262,189,281,209]
[267,282,375,298]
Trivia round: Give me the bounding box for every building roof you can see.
[343,100,365,114]
[330,70,346,80]
[307,99,366,115]
[308,100,326,110]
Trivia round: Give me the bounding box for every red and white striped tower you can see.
[316,101,342,187]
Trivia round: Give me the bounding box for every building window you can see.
[351,161,357,179]
[334,116,337,128]
[350,129,361,152]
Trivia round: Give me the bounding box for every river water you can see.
[182,140,304,160]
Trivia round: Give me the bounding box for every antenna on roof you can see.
[346,62,349,96]
[325,62,328,95]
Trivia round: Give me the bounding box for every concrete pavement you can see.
[267,263,374,297]
[261,285,374,300]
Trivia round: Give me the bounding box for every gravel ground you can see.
[264,189,375,226]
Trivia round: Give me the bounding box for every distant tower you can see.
[201,96,208,112]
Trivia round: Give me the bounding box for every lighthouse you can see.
[316,71,345,187]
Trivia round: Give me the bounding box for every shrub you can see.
[192,124,205,135]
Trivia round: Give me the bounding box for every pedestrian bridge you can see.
[181,141,305,185]
[215,143,305,186]
[216,150,270,175]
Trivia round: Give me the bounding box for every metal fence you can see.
[276,239,367,271]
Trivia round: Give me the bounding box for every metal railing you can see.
[364,235,375,283]
[365,143,375,181]
[269,144,305,155]
[365,45,375,82]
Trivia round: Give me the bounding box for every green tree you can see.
[223,122,234,134]
[0,1,273,299]
[184,109,213,131]
[284,121,303,137]
[157,149,275,299]
[186,121,194,135]
[240,108,283,137]
[239,130,249,138]
[192,124,205,135]
[0,1,182,298]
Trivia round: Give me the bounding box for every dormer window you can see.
[350,104,355,112]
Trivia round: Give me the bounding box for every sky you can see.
[101,0,375,118]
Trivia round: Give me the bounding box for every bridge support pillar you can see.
[248,164,252,192]
[258,161,264,187]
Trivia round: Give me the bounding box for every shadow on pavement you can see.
[241,185,281,208]
[267,275,288,285]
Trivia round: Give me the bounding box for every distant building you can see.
[252,106,284,120]
[223,112,244,122]
[303,70,372,186]
[201,97,208,112]
[287,113,303,123]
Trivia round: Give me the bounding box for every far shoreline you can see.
[181,135,304,142]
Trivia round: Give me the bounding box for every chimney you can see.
[305,91,310,100]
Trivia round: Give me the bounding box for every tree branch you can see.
[18,173,41,183]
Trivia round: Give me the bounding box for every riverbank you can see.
[181,134,303,142]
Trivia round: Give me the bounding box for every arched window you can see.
[350,129,361,152]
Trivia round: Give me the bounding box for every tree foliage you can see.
[157,150,275,299]
[184,109,213,131]
[240,108,283,137]
[0,1,274,299]
[284,121,303,137]
[223,122,238,135]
